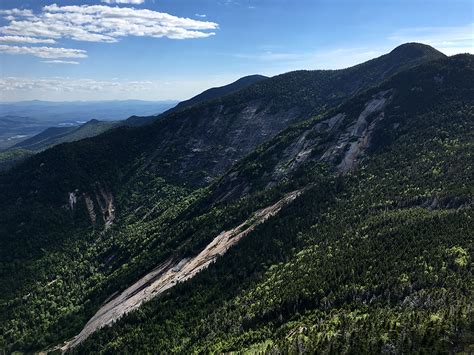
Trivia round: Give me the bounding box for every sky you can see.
[0,0,473,102]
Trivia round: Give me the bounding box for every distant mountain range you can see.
[0,100,178,151]
[0,99,179,122]
[0,44,472,354]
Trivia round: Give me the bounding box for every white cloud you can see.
[388,23,474,55]
[0,45,87,59]
[0,77,155,93]
[102,0,145,3]
[41,60,80,65]
[0,9,34,17]
[195,13,207,18]
[0,35,56,44]
[0,4,218,43]
[0,75,245,101]
[234,47,383,71]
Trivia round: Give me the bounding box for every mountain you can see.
[10,119,118,152]
[74,53,474,354]
[1,44,470,353]
[0,100,179,151]
[0,115,55,150]
[1,76,269,166]
[123,43,446,186]
[0,100,179,122]
[166,74,269,114]
[123,74,268,126]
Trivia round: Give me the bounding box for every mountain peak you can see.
[389,42,446,59]
[232,74,268,84]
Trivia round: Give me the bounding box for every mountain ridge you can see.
[1,44,471,354]
[73,53,473,353]
[165,74,269,114]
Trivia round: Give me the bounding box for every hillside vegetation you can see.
[0,45,471,354]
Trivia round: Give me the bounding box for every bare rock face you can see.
[94,182,115,229]
[335,91,392,172]
[68,183,115,229]
[59,189,302,351]
[145,99,305,187]
[83,193,97,225]
[212,90,394,203]
[271,90,393,177]
[68,192,77,210]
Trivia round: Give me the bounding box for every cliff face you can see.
[124,43,446,187]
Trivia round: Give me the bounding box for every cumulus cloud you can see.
[0,8,34,17]
[102,0,145,3]
[0,35,56,44]
[41,60,80,65]
[0,4,218,43]
[0,45,87,59]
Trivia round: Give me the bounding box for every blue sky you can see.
[0,0,473,101]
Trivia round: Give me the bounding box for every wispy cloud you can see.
[388,23,474,55]
[41,60,80,65]
[0,77,155,93]
[0,4,219,43]
[195,13,207,18]
[101,0,145,4]
[234,47,383,70]
[0,75,246,101]
[0,36,56,44]
[0,45,87,59]
[234,23,474,74]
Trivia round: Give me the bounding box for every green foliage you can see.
[0,50,472,354]
[73,54,473,354]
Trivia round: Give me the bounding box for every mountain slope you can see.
[123,75,267,126]
[73,53,474,353]
[166,74,268,114]
[0,44,445,264]
[1,75,269,168]
[10,119,117,152]
[0,100,179,151]
[0,44,457,352]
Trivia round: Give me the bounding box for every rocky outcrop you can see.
[68,192,77,211]
[213,90,394,203]
[335,90,392,172]
[319,91,391,169]
[95,183,115,229]
[59,189,302,351]
[68,183,114,228]
[83,193,97,225]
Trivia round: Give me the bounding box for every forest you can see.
[0,52,472,353]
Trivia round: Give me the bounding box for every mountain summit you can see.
[388,42,446,60]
